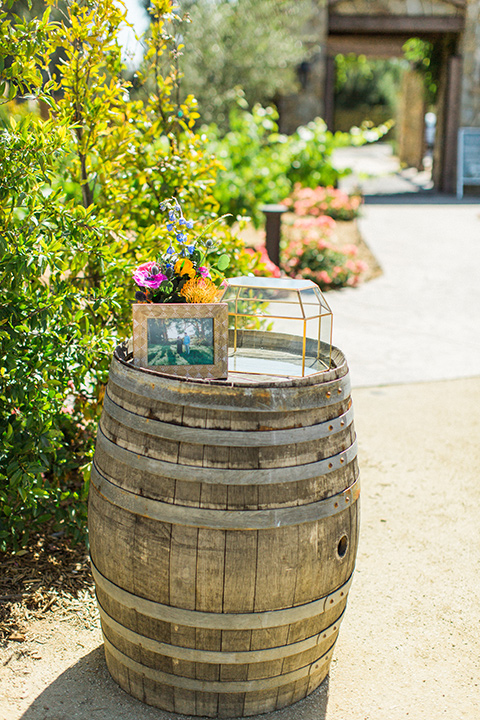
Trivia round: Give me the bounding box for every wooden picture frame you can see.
[132,303,228,379]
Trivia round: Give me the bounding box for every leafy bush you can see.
[205,100,388,226]
[0,117,123,550]
[0,0,264,550]
[177,0,315,128]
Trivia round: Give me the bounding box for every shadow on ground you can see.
[19,647,330,720]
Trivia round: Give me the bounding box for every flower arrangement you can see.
[282,184,362,222]
[133,199,230,304]
[281,215,367,290]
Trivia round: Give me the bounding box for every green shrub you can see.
[0,116,123,550]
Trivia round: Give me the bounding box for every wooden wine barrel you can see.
[88,339,360,718]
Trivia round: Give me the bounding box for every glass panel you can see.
[306,318,331,371]
[225,276,314,291]
[228,327,310,376]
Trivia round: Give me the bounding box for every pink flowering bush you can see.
[283,184,362,222]
[244,245,282,278]
[281,215,368,291]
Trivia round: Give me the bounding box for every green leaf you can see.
[216,253,230,272]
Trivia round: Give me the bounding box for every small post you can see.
[260,204,287,268]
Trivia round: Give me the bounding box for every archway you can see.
[325,11,464,192]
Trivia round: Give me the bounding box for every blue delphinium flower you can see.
[186,220,194,229]
[187,244,195,254]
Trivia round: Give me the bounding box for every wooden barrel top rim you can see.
[104,636,335,693]
[114,341,349,389]
[109,355,352,412]
[98,603,344,665]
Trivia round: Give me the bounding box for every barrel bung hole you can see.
[337,534,348,559]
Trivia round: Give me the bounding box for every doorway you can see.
[325,14,463,192]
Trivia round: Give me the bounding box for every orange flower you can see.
[174,258,196,278]
[180,276,220,303]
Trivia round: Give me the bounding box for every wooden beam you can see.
[324,55,336,130]
[328,14,465,35]
[327,34,410,57]
[441,55,462,193]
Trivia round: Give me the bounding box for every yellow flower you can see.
[180,276,220,303]
[174,258,196,278]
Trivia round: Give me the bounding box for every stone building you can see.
[279,0,479,193]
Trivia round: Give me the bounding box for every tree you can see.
[176,0,317,127]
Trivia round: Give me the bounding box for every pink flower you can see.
[198,266,210,278]
[133,261,167,289]
[318,271,332,284]
[257,246,282,278]
[145,273,168,289]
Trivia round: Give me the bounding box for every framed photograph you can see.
[132,303,228,379]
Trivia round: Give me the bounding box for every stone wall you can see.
[460,0,480,126]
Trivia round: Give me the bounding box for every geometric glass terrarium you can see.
[220,276,333,378]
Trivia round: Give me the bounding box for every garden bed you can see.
[238,216,383,286]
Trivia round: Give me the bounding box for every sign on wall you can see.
[457,128,480,198]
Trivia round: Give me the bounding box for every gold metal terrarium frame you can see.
[221,276,333,378]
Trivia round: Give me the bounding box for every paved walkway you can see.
[330,144,480,388]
